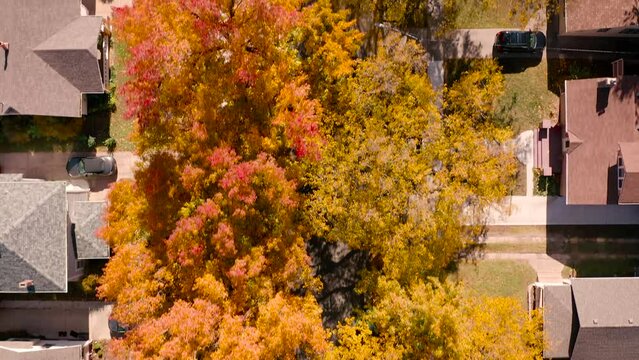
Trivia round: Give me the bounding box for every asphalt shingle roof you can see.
[543,285,574,359]
[0,0,104,117]
[71,201,109,259]
[543,278,639,359]
[0,181,67,292]
[563,77,639,204]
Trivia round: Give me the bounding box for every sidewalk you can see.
[488,196,639,226]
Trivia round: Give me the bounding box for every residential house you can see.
[0,174,109,293]
[0,0,109,117]
[530,278,639,359]
[534,76,639,205]
[0,339,90,360]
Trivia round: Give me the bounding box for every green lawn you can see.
[483,242,547,253]
[497,62,559,133]
[106,36,135,152]
[454,0,520,29]
[451,259,537,307]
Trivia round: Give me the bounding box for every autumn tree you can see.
[97,0,362,357]
[328,278,543,359]
[306,32,529,356]
[307,35,516,288]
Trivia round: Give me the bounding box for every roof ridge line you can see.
[0,182,66,288]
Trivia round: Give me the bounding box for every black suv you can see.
[493,30,541,53]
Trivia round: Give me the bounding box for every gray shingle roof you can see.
[0,181,67,292]
[71,201,109,259]
[570,327,639,360]
[571,278,639,328]
[0,174,22,181]
[0,0,105,117]
[543,285,574,359]
[543,278,639,359]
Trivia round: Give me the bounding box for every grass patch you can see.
[105,36,135,152]
[497,62,559,133]
[487,225,547,237]
[451,259,537,307]
[483,242,546,253]
[445,59,558,133]
[454,0,520,29]
[563,259,639,277]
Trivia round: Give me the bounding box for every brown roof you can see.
[619,142,639,204]
[565,0,637,33]
[0,0,104,117]
[563,77,639,204]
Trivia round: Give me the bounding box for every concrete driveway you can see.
[0,151,138,200]
[0,300,113,340]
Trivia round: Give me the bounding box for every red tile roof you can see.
[563,77,639,204]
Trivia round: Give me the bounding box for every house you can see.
[0,339,90,360]
[529,278,639,359]
[0,174,109,293]
[534,76,639,204]
[559,0,637,34]
[0,0,109,117]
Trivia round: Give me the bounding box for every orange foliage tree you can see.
[97,0,359,357]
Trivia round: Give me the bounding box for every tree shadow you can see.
[624,0,639,25]
[439,30,483,61]
[306,237,368,329]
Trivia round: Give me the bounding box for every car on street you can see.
[493,30,542,53]
[66,155,117,177]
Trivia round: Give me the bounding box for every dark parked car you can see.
[108,318,128,339]
[493,30,541,53]
[66,156,117,177]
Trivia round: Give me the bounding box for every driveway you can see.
[0,151,138,200]
[0,300,113,340]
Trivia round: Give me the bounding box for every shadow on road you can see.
[546,225,639,278]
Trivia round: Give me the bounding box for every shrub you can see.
[2,116,32,144]
[92,340,107,359]
[34,116,83,141]
[81,274,100,296]
[87,135,97,149]
[534,169,560,196]
[103,137,117,152]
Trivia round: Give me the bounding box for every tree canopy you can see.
[100,0,540,358]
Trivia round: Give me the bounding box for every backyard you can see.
[451,259,538,307]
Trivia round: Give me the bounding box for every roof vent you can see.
[593,319,598,325]
[18,280,33,288]
[629,319,634,324]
